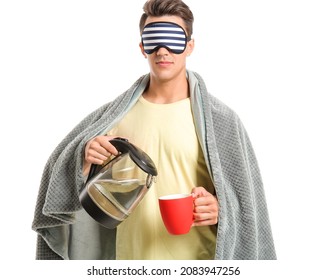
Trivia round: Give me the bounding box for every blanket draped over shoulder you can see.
[32,71,276,260]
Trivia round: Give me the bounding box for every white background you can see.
[1,0,325,279]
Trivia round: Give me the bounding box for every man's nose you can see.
[156,46,170,56]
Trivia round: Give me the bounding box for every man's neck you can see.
[143,74,189,104]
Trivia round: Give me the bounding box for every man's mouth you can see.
[156,61,173,66]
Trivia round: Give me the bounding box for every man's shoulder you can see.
[190,71,238,120]
[206,93,239,124]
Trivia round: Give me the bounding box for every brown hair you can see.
[139,0,194,38]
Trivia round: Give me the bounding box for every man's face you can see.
[139,15,194,82]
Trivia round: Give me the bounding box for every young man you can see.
[32,0,276,260]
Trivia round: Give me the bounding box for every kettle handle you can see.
[85,137,129,182]
[108,137,131,154]
[86,137,158,183]
[110,137,158,176]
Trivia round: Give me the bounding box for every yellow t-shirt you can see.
[107,95,217,259]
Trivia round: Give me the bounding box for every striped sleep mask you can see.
[141,21,190,54]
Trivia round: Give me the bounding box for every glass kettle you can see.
[79,137,157,229]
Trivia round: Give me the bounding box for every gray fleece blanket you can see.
[32,70,276,260]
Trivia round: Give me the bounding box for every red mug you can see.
[158,194,194,235]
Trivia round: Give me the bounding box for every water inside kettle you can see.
[88,178,147,221]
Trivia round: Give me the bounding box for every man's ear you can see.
[139,42,147,58]
[186,38,195,56]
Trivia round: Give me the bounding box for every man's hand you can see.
[192,186,219,226]
[83,135,119,175]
